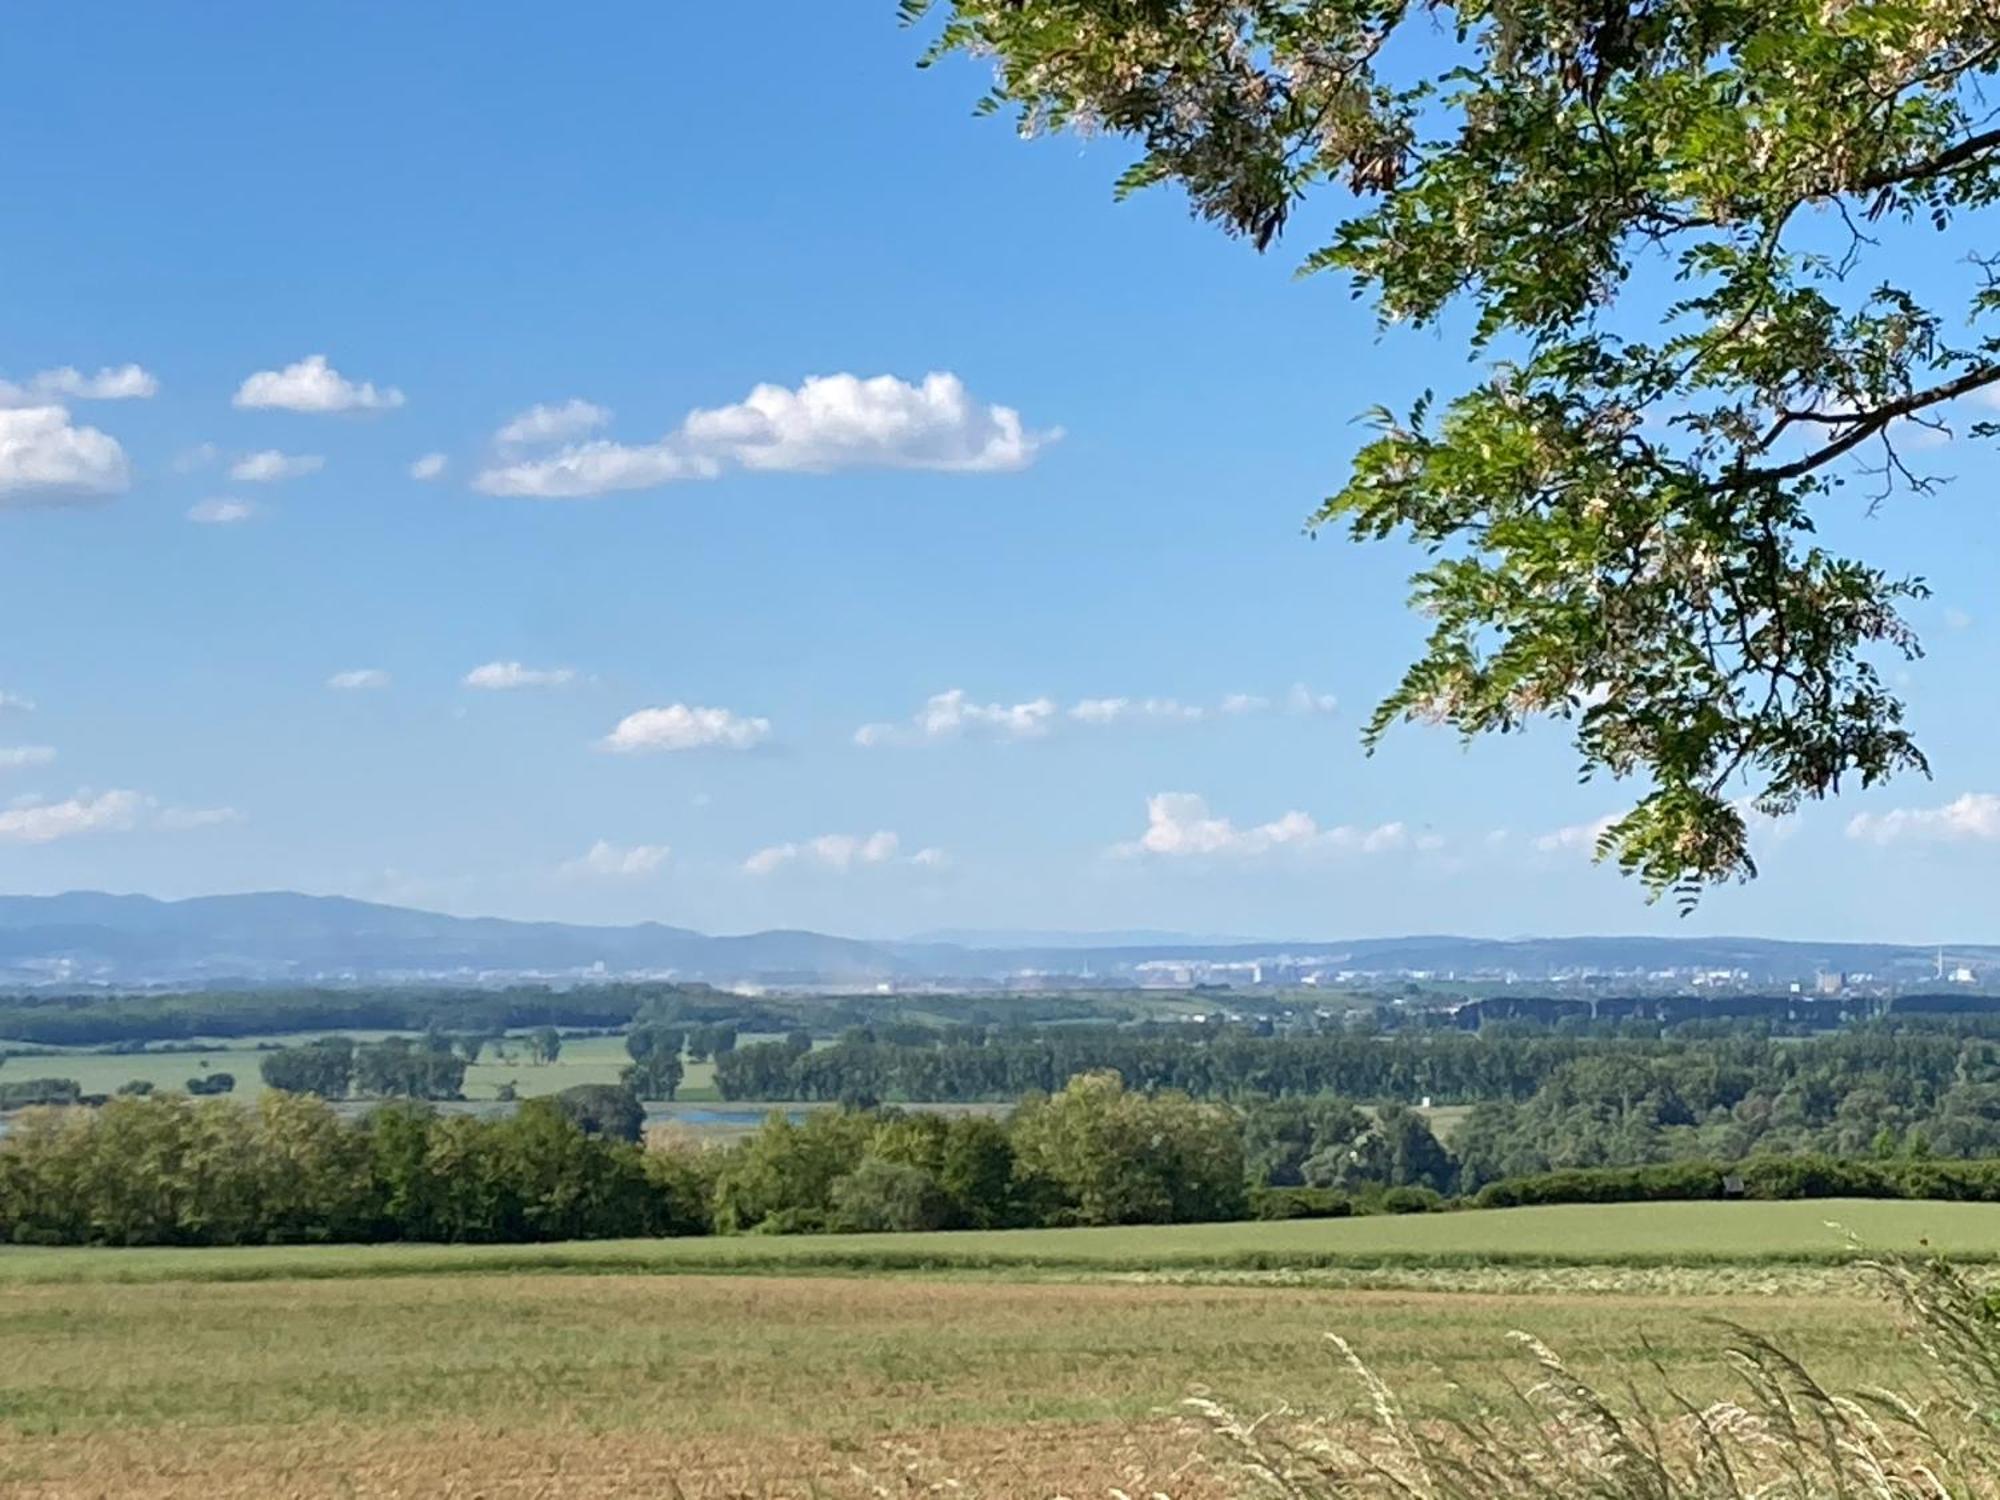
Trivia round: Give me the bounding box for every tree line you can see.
[0,1073,1249,1245]
[16,1056,2000,1245]
[715,1021,2000,1111]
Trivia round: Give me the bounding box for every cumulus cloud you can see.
[229,449,323,483]
[0,747,55,769]
[409,452,448,481]
[1117,792,1408,859]
[1068,696,1204,726]
[602,704,770,753]
[855,689,1058,747]
[464,661,576,691]
[744,830,937,876]
[497,399,612,446]
[187,498,258,525]
[1846,792,2000,845]
[682,371,1047,474]
[0,789,146,844]
[327,669,391,691]
[0,790,239,844]
[472,371,1052,498]
[0,406,129,501]
[859,684,1335,746]
[473,441,718,499]
[1534,812,1621,855]
[234,355,404,413]
[0,364,158,404]
[560,839,670,879]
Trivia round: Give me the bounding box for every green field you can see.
[0,1219,1946,1499]
[0,1198,1988,1286]
[1,1032,723,1103]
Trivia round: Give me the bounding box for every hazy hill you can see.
[0,891,1986,988]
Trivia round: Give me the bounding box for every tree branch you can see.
[1730,364,2000,489]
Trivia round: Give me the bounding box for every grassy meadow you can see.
[0,1032,725,1104]
[0,1197,1986,1285]
[0,1260,1926,1498]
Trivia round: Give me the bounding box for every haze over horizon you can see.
[5,7,1999,944]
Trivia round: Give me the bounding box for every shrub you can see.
[1250,1186,1354,1220]
[1377,1185,1443,1214]
[0,1078,82,1110]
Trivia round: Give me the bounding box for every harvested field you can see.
[0,1267,1918,1498]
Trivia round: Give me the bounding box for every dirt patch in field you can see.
[0,1420,1223,1499]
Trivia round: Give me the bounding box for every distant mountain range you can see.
[0,891,1988,988]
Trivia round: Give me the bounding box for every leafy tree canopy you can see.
[908,0,2000,903]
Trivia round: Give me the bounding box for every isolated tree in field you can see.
[259,1036,355,1098]
[621,1047,685,1101]
[529,1026,562,1066]
[909,1,2000,904]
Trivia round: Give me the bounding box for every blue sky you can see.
[0,3,1995,942]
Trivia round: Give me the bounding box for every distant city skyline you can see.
[3,5,1998,944]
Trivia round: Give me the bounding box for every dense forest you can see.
[0,982,1143,1047]
[712,1022,2000,1185]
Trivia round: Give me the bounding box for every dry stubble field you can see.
[0,1255,1930,1500]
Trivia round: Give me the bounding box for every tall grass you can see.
[1191,1257,2000,1499]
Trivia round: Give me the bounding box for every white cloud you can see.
[0,789,145,844]
[473,441,718,499]
[409,452,448,481]
[464,661,576,691]
[744,830,909,876]
[859,685,1331,746]
[1068,696,1204,725]
[1846,792,2000,845]
[0,790,239,844]
[472,371,1052,499]
[0,406,129,501]
[0,364,158,404]
[602,704,770,753]
[1117,792,1408,859]
[1946,607,1975,631]
[1534,812,1621,855]
[560,839,670,879]
[233,355,404,413]
[681,371,1049,475]
[156,805,243,831]
[229,449,323,483]
[0,747,55,769]
[173,442,220,473]
[497,399,611,446]
[0,692,34,714]
[327,669,391,691]
[187,498,258,525]
[856,689,1058,747]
